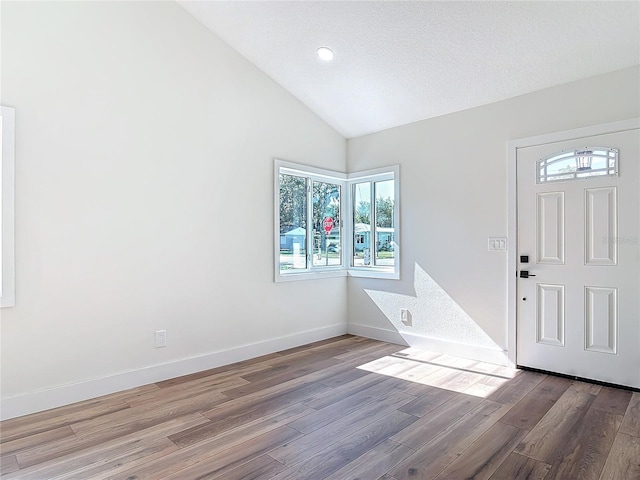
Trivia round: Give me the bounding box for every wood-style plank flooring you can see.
[1,335,639,479]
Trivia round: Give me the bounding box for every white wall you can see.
[2,1,637,420]
[347,67,640,364]
[0,1,347,419]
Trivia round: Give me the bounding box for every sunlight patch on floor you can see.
[356,347,520,398]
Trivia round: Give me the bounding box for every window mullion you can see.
[306,178,313,270]
[370,181,377,267]
[349,182,354,268]
[339,182,345,267]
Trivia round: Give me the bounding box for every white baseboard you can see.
[347,323,409,346]
[0,323,347,421]
[348,323,509,366]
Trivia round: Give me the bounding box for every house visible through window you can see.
[275,160,399,282]
[312,180,341,268]
[278,173,308,271]
[351,177,396,270]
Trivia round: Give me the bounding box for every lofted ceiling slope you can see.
[178,1,640,138]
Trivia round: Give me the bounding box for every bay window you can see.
[275,159,399,282]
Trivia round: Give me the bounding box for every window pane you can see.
[353,182,371,267]
[312,181,341,267]
[537,148,618,183]
[279,174,307,271]
[374,180,395,266]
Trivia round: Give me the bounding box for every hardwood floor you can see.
[1,335,638,479]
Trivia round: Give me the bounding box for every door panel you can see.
[585,187,617,265]
[584,286,617,355]
[536,191,565,264]
[536,283,565,346]
[517,129,639,388]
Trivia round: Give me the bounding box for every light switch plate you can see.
[488,237,507,251]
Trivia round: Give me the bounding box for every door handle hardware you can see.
[519,271,536,278]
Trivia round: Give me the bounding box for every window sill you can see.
[275,267,400,282]
[348,268,400,280]
[275,269,348,283]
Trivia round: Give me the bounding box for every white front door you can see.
[517,128,639,388]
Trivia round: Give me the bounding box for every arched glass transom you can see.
[537,147,618,184]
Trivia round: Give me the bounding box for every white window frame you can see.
[274,159,348,282]
[274,159,399,282]
[1,106,16,307]
[347,166,400,280]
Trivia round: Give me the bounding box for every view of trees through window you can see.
[276,161,398,280]
[353,180,395,267]
[312,182,341,267]
[279,175,342,270]
[279,174,307,271]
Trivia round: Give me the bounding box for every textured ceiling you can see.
[178,1,640,138]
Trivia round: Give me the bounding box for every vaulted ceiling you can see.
[178,1,640,138]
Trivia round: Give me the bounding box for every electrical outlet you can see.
[400,309,412,326]
[155,330,167,348]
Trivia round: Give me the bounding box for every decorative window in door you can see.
[537,147,618,184]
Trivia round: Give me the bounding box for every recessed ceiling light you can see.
[316,47,334,62]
